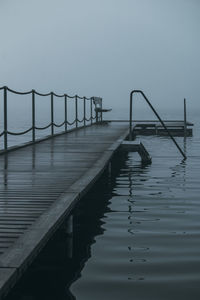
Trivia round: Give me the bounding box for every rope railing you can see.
[7,127,33,136]
[67,120,77,126]
[0,86,99,151]
[53,121,66,128]
[35,123,52,131]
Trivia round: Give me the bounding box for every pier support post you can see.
[65,215,73,259]
[108,161,112,175]
[56,215,73,260]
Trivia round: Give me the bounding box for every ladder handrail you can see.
[129,90,187,160]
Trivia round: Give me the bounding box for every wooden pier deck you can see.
[0,122,129,299]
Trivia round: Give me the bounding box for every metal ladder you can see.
[129,90,187,160]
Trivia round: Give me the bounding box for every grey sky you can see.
[0,0,199,113]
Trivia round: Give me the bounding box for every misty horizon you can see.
[0,0,199,113]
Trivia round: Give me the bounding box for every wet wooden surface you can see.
[0,122,128,298]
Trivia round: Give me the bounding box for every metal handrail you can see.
[0,86,100,151]
[129,90,187,160]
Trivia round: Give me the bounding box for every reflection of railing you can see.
[0,86,98,151]
[129,90,187,160]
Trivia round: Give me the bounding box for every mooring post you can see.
[184,98,187,137]
[32,90,35,142]
[3,86,8,151]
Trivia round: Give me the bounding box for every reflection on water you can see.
[70,137,200,300]
[4,118,200,300]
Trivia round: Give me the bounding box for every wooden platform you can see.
[0,122,129,299]
[105,120,193,136]
[133,121,193,136]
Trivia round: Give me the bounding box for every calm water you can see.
[4,112,200,300]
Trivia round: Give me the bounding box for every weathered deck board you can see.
[0,122,128,299]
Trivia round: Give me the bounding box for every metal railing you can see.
[129,90,187,160]
[0,86,97,151]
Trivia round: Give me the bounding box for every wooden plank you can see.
[0,192,80,269]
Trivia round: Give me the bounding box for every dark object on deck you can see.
[93,97,112,123]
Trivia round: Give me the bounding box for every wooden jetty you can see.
[0,87,192,298]
[0,122,129,299]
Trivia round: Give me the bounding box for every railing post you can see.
[129,91,133,141]
[100,98,103,122]
[184,98,187,137]
[75,95,78,128]
[83,97,86,127]
[51,92,54,136]
[90,99,93,125]
[32,90,35,142]
[4,86,8,151]
[64,94,67,132]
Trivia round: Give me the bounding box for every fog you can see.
[0,0,199,115]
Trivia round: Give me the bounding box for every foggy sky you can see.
[0,0,199,113]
